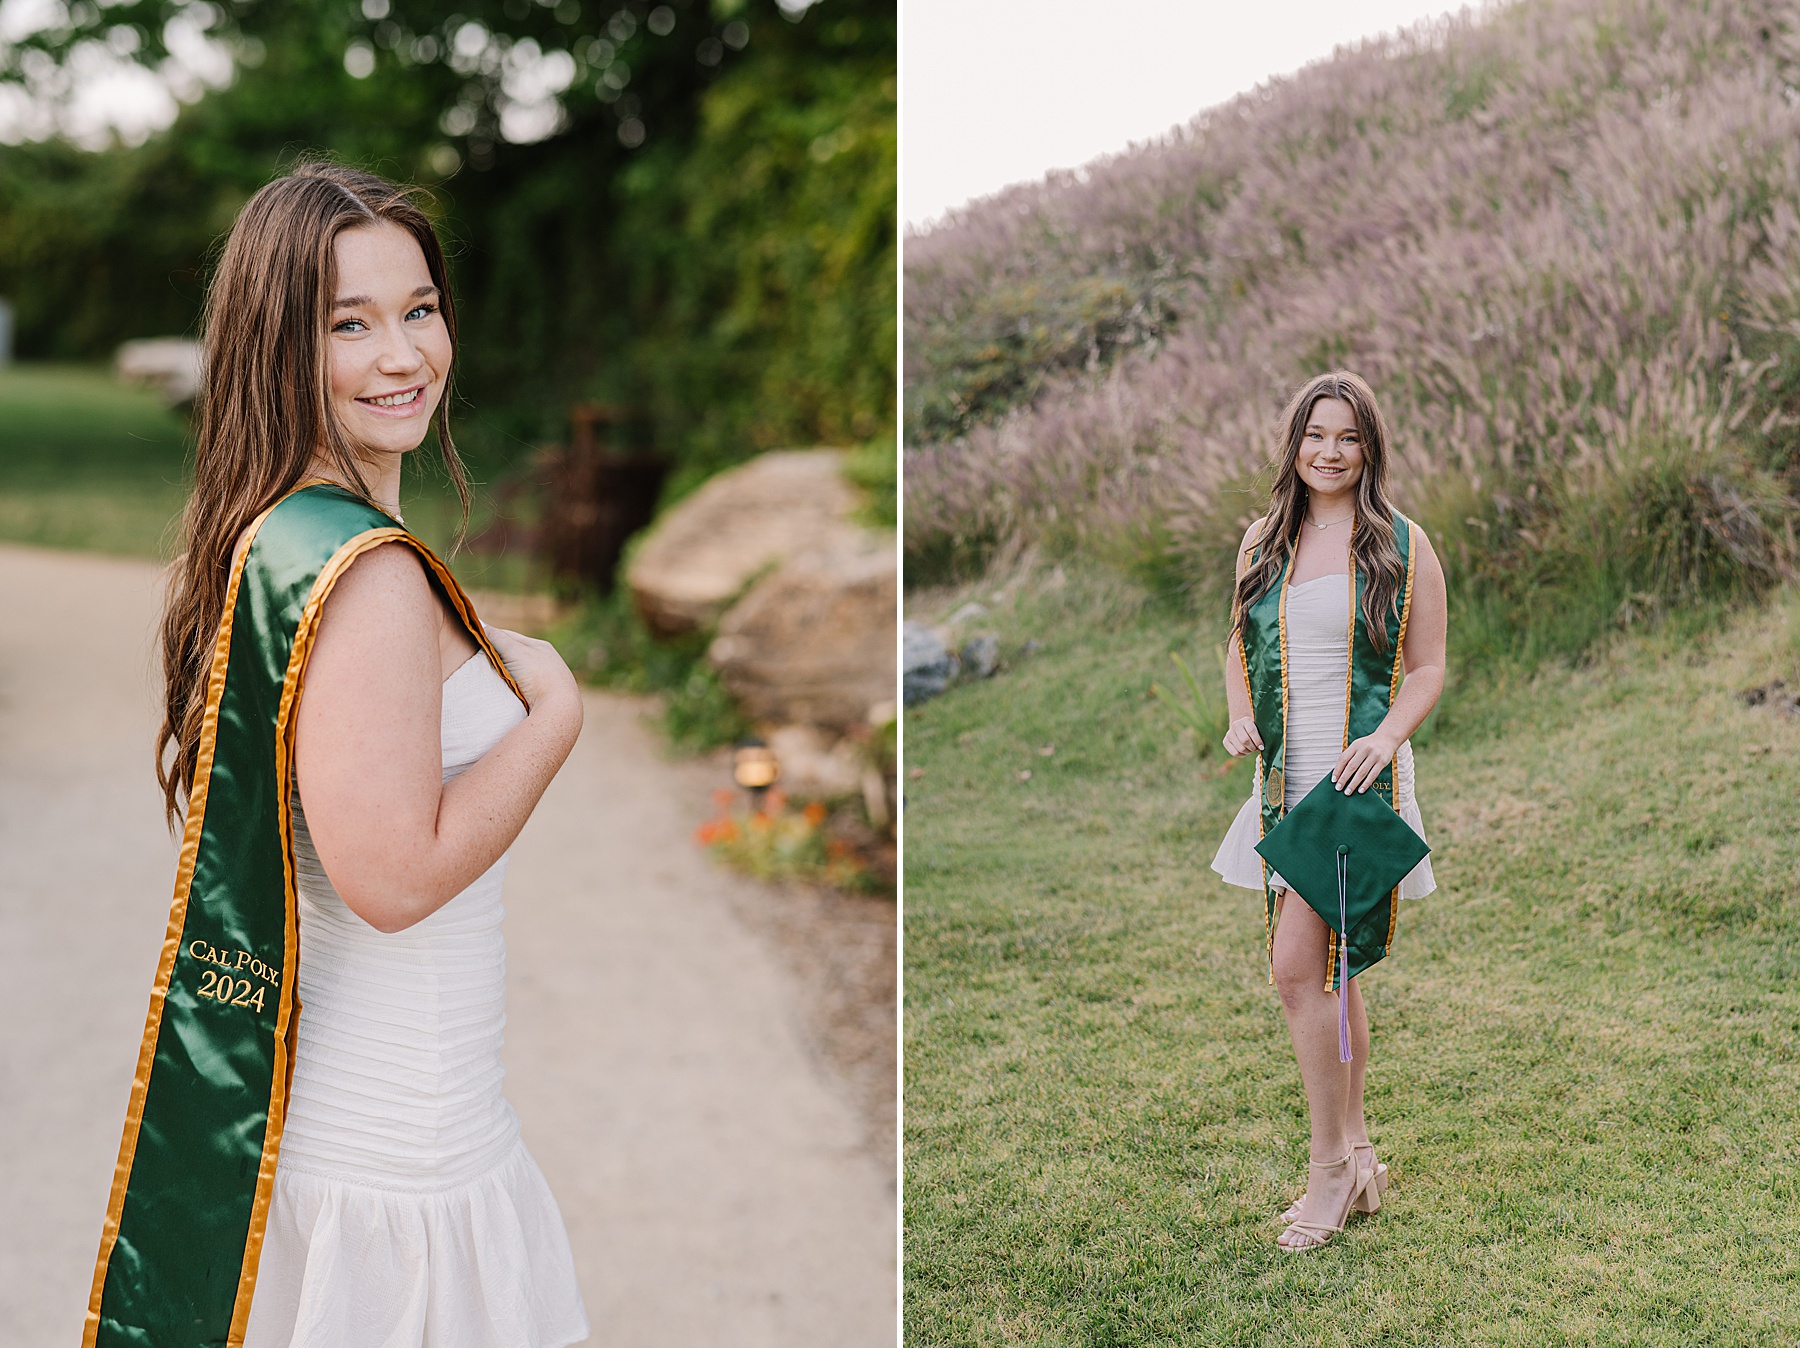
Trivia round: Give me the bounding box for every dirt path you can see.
[0,543,895,1348]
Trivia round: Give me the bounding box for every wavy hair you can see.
[1231,370,1406,652]
[156,162,469,825]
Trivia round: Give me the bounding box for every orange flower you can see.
[803,801,828,827]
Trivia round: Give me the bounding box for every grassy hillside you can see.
[903,564,1800,1344]
[903,0,1800,650]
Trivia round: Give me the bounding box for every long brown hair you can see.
[156,161,469,825]
[1231,370,1407,651]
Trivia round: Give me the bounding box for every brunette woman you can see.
[1209,371,1448,1252]
[85,163,588,1347]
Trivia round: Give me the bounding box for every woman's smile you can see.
[355,383,428,415]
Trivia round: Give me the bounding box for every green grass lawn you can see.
[903,564,1800,1346]
[0,363,194,556]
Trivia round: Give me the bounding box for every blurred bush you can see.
[548,585,751,751]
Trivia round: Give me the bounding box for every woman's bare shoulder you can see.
[320,539,434,616]
[298,542,440,715]
[1238,515,1270,557]
[1230,515,1269,583]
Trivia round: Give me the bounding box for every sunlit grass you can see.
[903,561,1800,1345]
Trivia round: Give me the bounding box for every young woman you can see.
[86,163,589,1347]
[1209,371,1448,1252]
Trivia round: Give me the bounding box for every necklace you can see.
[1306,513,1353,530]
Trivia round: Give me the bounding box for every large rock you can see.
[765,723,866,800]
[628,449,862,637]
[708,533,896,730]
[902,622,957,707]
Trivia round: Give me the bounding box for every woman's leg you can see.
[1271,891,1361,1234]
[1344,974,1371,1148]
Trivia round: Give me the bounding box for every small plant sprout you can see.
[1150,648,1230,758]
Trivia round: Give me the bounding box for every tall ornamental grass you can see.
[904,0,1800,653]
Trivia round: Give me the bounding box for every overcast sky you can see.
[904,0,1478,229]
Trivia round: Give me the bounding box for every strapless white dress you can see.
[1211,574,1436,900]
[244,652,590,1348]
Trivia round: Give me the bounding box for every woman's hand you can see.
[485,626,581,716]
[1222,715,1265,758]
[1333,732,1398,794]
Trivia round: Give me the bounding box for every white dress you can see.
[1211,574,1436,900]
[244,652,590,1348]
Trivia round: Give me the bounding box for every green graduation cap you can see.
[1255,772,1430,1061]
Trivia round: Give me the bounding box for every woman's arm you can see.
[293,543,585,933]
[1222,518,1266,758]
[1332,526,1448,793]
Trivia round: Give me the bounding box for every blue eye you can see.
[407,303,439,322]
[332,318,367,334]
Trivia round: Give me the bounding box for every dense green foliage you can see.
[0,0,895,476]
[904,563,1800,1343]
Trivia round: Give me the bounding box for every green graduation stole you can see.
[85,482,524,1348]
[1238,509,1416,990]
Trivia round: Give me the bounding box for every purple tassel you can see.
[1337,848,1351,1063]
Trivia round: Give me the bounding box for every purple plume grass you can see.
[905,0,1800,598]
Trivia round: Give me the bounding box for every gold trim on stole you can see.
[1327,544,1359,993]
[1385,518,1419,952]
[1261,561,1294,984]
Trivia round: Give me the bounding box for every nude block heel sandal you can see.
[1282,1146,1388,1223]
[1277,1149,1379,1251]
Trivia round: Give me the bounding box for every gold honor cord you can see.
[1240,511,1414,991]
[85,484,523,1348]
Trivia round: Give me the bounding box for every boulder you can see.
[961,635,1001,680]
[116,338,202,406]
[902,622,957,706]
[707,532,896,730]
[627,449,862,637]
[765,724,865,800]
